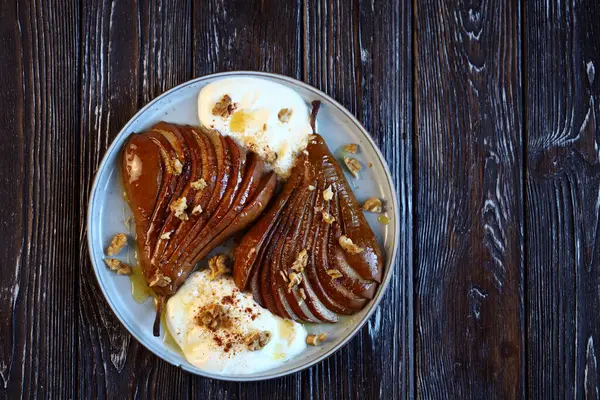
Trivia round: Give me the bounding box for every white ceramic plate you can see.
[87,71,399,381]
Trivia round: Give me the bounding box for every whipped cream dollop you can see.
[165,269,307,375]
[198,77,312,178]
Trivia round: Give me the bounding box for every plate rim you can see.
[87,70,400,382]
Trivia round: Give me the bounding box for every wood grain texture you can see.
[77,0,192,398]
[414,0,524,398]
[0,0,80,398]
[525,0,600,397]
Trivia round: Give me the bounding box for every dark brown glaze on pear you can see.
[121,122,277,336]
[233,123,384,323]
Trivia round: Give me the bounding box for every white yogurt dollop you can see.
[198,77,312,178]
[165,269,307,375]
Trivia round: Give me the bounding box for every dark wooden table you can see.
[1,0,599,398]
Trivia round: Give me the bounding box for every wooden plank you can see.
[525,0,600,397]
[414,0,524,397]
[303,0,413,398]
[0,0,80,397]
[77,0,192,398]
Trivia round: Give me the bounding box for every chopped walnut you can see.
[322,211,335,224]
[339,235,364,255]
[106,233,127,256]
[197,304,226,330]
[172,158,183,175]
[308,185,316,191]
[170,197,188,220]
[288,272,302,291]
[278,108,293,123]
[302,149,309,156]
[306,332,328,346]
[327,269,343,279]
[323,185,333,201]
[299,288,307,300]
[149,272,171,287]
[344,157,362,178]
[208,254,230,280]
[280,270,289,283]
[344,143,359,154]
[212,95,234,118]
[245,330,272,351]
[104,258,132,275]
[291,249,308,273]
[160,232,171,240]
[362,197,383,213]
[191,204,203,215]
[191,178,207,191]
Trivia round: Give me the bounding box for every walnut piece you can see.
[362,197,383,213]
[288,272,302,291]
[339,235,364,255]
[343,157,362,178]
[104,258,132,275]
[191,178,207,191]
[299,288,307,300]
[170,197,188,221]
[208,254,230,281]
[322,211,335,224]
[245,330,272,351]
[191,204,203,215]
[172,158,183,175]
[197,304,226,330]
[212,95,234,118]
[160,232,171,240]
[106,233,127,256]
[278,108,293,123]
[308,185,316,191]
[323,185,333,201]
[149,272,171,287]
[326,269,343,279]
[302,149,309,156]
[344,143,359,154]
[306,332,328,346]
[291,249,308,273]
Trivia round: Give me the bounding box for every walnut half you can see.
[170,197,188,221]
[197,304,226,330]
[208,254,230,281]
[306,332,328,346]
[291,249,308,273]
[245,330,272,351]
[278,108,293,123]
[343,157,362,178]
[362,197,383,213]
[104,258,132,275]
[212,95,234,118]
[149,272,171,287]
[339,235,364,255]
[106,233,127,256]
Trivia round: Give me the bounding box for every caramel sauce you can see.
[230,110,252,133]
[161,311,185,357]
[128,261,152,303]
[377,214,391,225]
